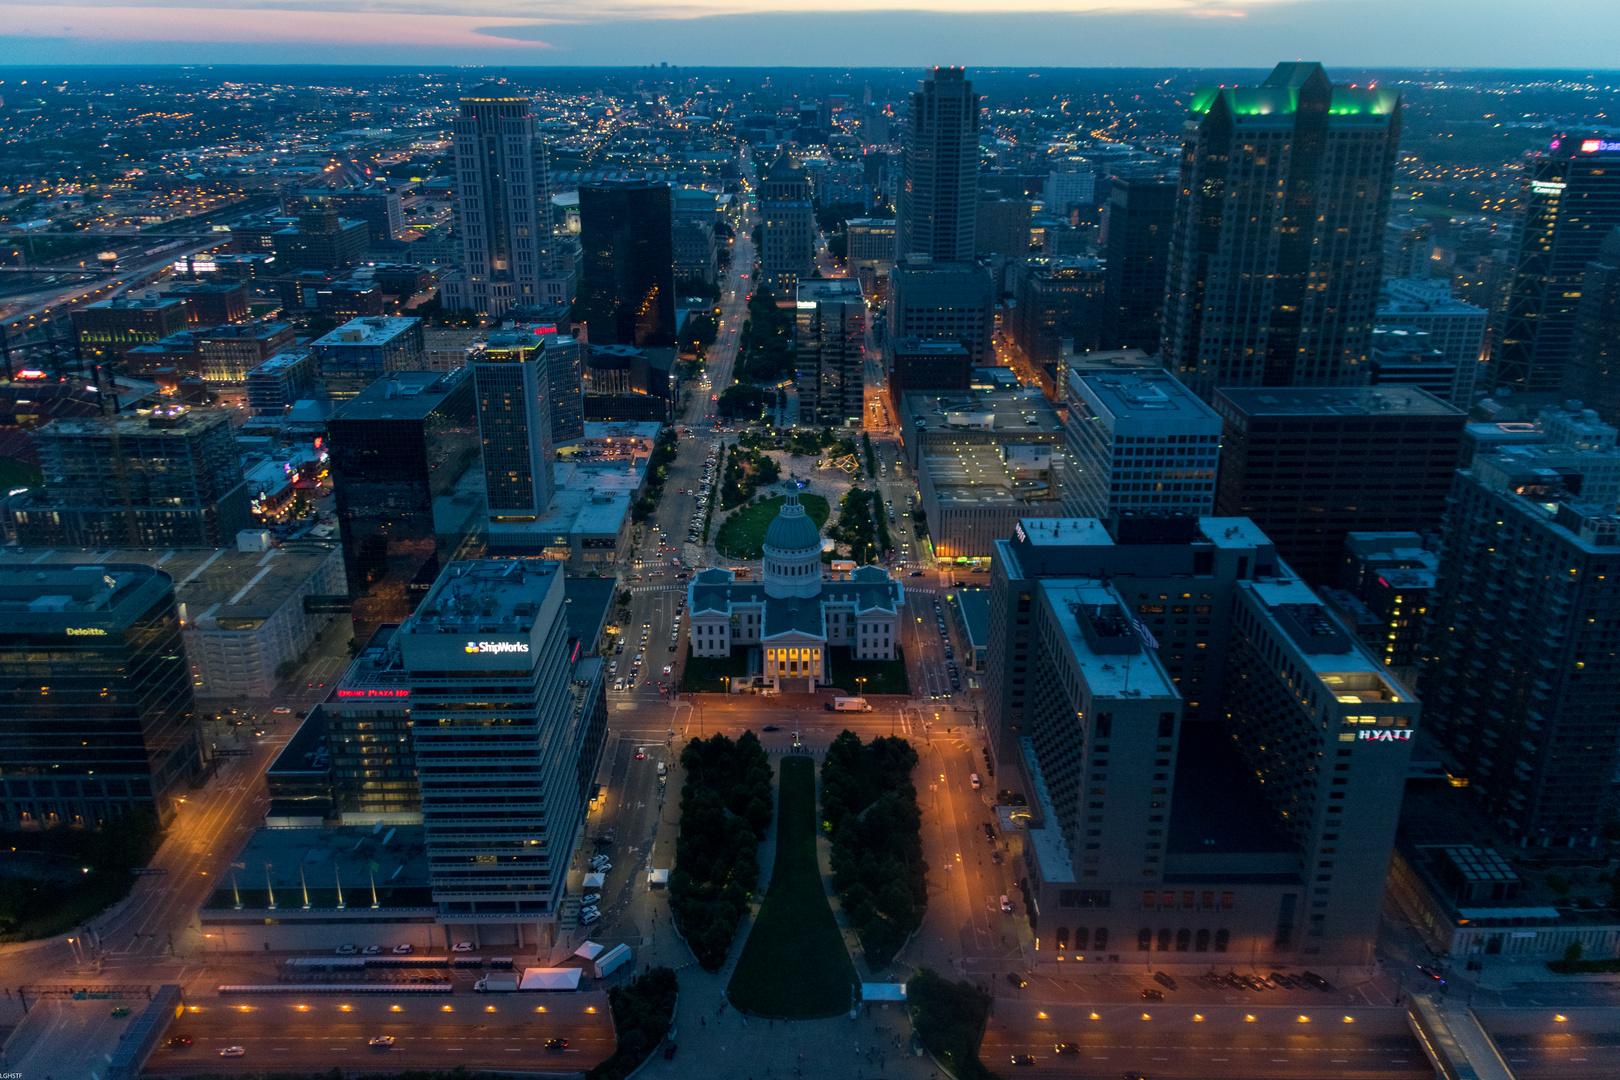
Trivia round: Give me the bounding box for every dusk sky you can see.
[2,0,1619,68]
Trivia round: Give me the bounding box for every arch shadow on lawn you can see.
[725,754,856,1019]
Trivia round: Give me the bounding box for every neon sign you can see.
[1014,522,1027,543]
[66,627,107,636]
[1357,729,1412,742]
[336,687,409,698]
[465,640,530,655]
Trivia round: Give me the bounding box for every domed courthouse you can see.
[687,494,904,690]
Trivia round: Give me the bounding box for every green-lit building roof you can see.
[1188,62,1399,126]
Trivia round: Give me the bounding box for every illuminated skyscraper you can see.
[898,67,979,263]
[442,85,559,317]
[1491,136,1620,394]
[1160,63,1402,400]
[758,150,815,298]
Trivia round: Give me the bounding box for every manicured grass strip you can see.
[826,645,910,696]
[714,493,829,560]
[727,756,855,1019]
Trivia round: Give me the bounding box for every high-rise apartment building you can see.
[9,406,251,549]
[1492,136,1620,394]
[1161,63,1402,399]
[888,260,995,366]
[272,206,371,272]
[898,67,979,263]
[443,85,559,316]
[1383,217,1434,280]
[316,188,406,245]
[758,150,815,298]
[795,279,866,426]
[1212,386,1466,586]
[309,317,426,400]
[985,515,1416,965]
[1011,256,1107,369]
[398,560,607,942]
[0,564,200,830]
[1421,452,1620,845]
[1564,227,1620,425]
[1375,278,1489,405]
[1060,369,1221,520]
[1101,178,1176,351]
[576,180,675,347]
[326,369,482,631]
[472,338,555,525]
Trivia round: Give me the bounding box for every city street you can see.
[147,993,614,1075]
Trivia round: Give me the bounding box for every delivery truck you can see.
[593,942,632,979]
[474,972,520,993]
[828,697,871,712]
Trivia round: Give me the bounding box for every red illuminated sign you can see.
[336,688,410,699]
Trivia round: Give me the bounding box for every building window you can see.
[1214,929,1229,952]
[1137,928,1151,952]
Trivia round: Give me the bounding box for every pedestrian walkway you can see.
[1407,992,1518,1080]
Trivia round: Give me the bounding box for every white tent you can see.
[519,967,583,991]
[647,868,670,888]
[583,872,606,888]
[573,940,606,961]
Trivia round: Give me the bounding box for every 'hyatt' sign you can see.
[1358,729,1412,742]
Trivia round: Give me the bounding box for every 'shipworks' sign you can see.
[465,640,530,655]
[1358,729,1412,742]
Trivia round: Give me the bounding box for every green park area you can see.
[727,755,856,1018]
[680,646,751,693]
[715,492,829,560]
[827,645,910,696]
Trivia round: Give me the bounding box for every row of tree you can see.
[631,429,681,523]
[669,731,774,971]
[822,731,928,970]
[586,966,679,1080]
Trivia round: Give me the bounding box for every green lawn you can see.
[0,457,42,492]
[727,756,855,1019]
[826,645,910,696]
[680,645,752,694]
[715,493,830,560]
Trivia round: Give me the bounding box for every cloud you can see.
[0,3,558,47]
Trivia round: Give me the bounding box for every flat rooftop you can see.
[1041,579,1177,700]
[42,404,228,440]
[925,445,1057,508]
[1070,369,1221,425]
[411,559,561,633]
[1215,384,1465,418]
[1244,578,1407,692]
[330,368,469,422]
[904,388,1063,436]
[312,317,419,347]
[0,563,169,623]
[0,542,342,627]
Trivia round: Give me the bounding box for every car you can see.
[635,748,646,759]
[336,944,359,955]
[580,911,600,925]
[1006,973,1026,988]
[1153,971,1178,991]
[1269,971,1296,989]
[663,665,673,675]
[368,1035,395,1047]
[592,863,612,873]
[219,1047,247,1058]
[1417,964,1446,985]
[1010,1054,1036,1066]
[613,678,625,691]
[1000,895,1014,912]
[1141,988,1164,1001]
[1055,1043,1079,1055]
[167,1035,193,1048]
[909,570,925,576]
[762,725,780,732]
[271,706,292,714]
[392,943,414,955]
[363,945,382,955]
[452,941,474,952]
[581,892,601,904]
[546,1038,569,1050]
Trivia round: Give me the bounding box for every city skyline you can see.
[4,0,1620,66]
